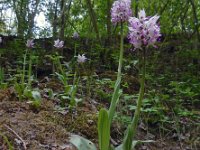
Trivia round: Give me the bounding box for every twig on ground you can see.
[4,124,27,150]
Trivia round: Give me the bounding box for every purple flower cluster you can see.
[111,0,132,24]
[26,39,34,48]
[128,10,161,49]
[54,39,64,49]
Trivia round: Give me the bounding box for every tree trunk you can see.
[27,0,40,38]
[188,0,200,66]
[13,0,27,38]
[188,0,200,43]
[53,0,59,39]
[59,0,66,40]
[106,0,112,45]
[85,0,100,41]
[59,0,72,40]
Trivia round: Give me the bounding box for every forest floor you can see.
[0,37,199,150]
[0,75,199,150]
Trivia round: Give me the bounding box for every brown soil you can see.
[0,85,199,150]
[0,88,97,150]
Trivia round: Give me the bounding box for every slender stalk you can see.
[122,48,146,150]
[131,48,146,138]
[57,56,68,92]
[72,43,77,68]
[22,49,28,89]
[70,66,79,107]
[28,56,32,88]
[108,22,124,122]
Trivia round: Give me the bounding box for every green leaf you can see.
[61,95,69,99]
[98,108,110,150]
[23,89,32,98]
[74,98,82,103]
[31,91,41,101]
[55,72,64,82]
[45,88,54,99]
[69,134,97,150]
[122,125,133,150]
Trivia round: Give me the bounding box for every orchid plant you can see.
[50,39,67,87]
[77,53,92,98]
[14,39,42,107]
[54,39,64,57]
[53,53,87,108]
[27,40,35,89]
[70,7,161,150]
[15,39,34,101]
[98,0,132,149]
[46,40,71,106]
[47,39,64,74]
[47,39,84,108]
[71,1,161,150]
[69,54,87,108]
[122,10,161,149]
[71,32,79,68]
[21,39,34,90]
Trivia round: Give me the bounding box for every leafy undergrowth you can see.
[0,40,199,149]
[0,75,199,150]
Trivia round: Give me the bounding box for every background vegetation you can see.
[0,0,199,149]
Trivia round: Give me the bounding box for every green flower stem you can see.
[123,48,146,148]
[22,49,28,89]
[28,55,32,89]
[70,65,79,107]
[56,56,68,92]
[130,48,146,137]
[108,22,124,123]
